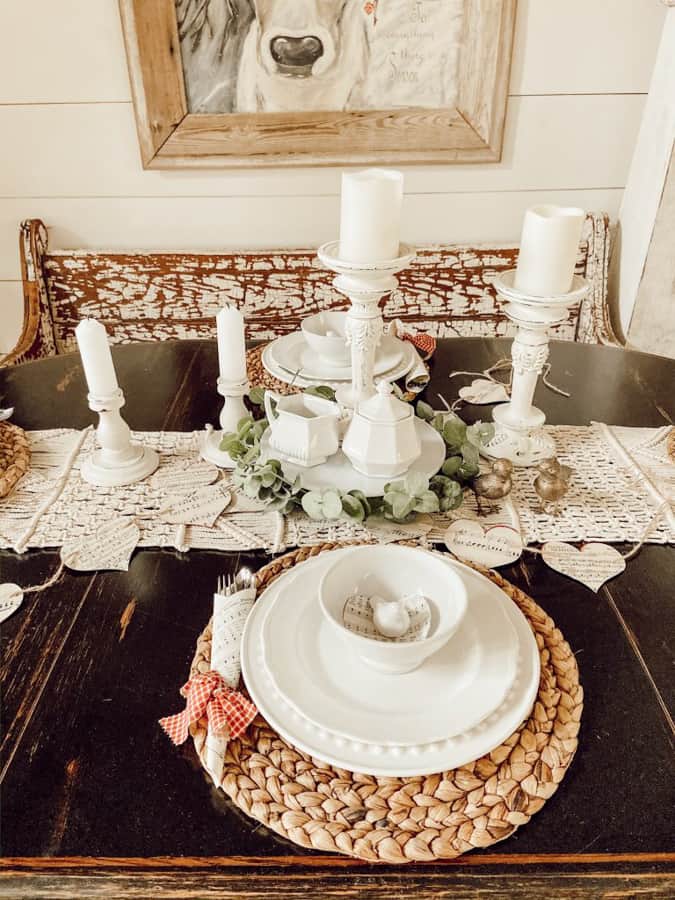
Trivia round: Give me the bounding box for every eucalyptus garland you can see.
[220,388,494,524]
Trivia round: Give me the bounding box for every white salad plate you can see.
[241,550,541,777]
[262,338,415,389]
[260,553,519,746]
[269,331,405,382]
[259,417,445,497]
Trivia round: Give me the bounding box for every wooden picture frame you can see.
[119,0,516,169]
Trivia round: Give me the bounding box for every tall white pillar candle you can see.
[514,205,585,296]
[216,305,247,383]
[75,319,119,397]
[339,168,404,263]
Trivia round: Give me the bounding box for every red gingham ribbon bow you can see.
[159,671,257,746]
[401,332,437,361]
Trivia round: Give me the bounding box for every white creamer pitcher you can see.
[264,391,341,467]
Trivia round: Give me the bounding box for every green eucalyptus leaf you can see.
[466,421,495,448]
[340,494,365,521]
[416,400,434,422]
[441,456,462,477]
[461,442,480,467]
[348,489,371,518]
[305,385,337,402]
[458,461,480,481]
[443,419,467,450]
[322,490,343,519]
[405,471,429,497]
[391,493,415,521]
[260,467,278,487]
[301,492,325,519]
[413,490,440,514]
[432,413,445,433]
[248,386,266,407]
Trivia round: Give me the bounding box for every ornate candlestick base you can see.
[317,241,415,408]
[82,389,159,486]
[201,378,250,469]
[481,271,590,467]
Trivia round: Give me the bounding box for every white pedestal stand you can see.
[482,271,590,467]
[81,388,159,486]
[201,377,250,469]
[317,241,415,407]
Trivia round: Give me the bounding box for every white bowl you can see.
[319,545,467,674]
[301,311,350,364]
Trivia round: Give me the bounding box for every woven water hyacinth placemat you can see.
[189,543,583,864]
[246,345,302,395]
[0,422,31,499]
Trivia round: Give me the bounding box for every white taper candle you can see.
[75,319,119,397]
[339,168,404,263]
[216,305,247,383]
[514,205,585,297]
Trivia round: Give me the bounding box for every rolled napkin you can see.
[159,583,257,787]
[206,583,256,785]
[404,347,431,394]
[387,320,436,395]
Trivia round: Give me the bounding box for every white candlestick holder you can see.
[481,270,590,467]
[317,241,415,407]
[201,377,250,468]
[82,388,159,486]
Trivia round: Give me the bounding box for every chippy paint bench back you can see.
[5,214,617,366]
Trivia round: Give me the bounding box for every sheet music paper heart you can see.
[159,484,231,527]
[445,519,523,567]
[151,461,219,494]
[367,516,434,544]
[61,518,140,572]
[541,541,626,592]
[458,379,510,405]
[0,583,23,622]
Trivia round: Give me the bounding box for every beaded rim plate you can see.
[190,542,583,863]
[242,551,539,776]
[257,550,521,748]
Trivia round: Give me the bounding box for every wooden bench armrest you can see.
[1,220,56,367]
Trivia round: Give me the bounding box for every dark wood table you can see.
[1,338,674,899]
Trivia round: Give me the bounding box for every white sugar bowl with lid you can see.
[342,381,421,478]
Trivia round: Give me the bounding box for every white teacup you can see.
[264,391,341,467]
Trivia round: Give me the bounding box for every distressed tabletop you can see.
[0,338,674,899]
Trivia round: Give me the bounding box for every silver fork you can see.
[217,568,254,597]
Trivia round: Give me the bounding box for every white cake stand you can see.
[260,417,445,498]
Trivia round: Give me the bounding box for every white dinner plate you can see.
[241,550,541,777]
[260,553,519,746]
[269,331,404,382]
[262,339,416,389]
[259,417,445,498]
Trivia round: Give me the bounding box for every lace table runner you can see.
[0,424,672,555]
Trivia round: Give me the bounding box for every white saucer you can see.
[262,339,416,389]
[260,417,445,498]
[260,553,519,746]
[241,550,541,776]
[269,332,404,382]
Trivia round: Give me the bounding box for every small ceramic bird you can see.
[534,457,573,515]
[473,458,513,515]
[369,594,410,639]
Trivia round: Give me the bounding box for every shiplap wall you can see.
[0,0,667,353]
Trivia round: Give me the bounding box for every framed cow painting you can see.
[119,0,516,168]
